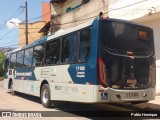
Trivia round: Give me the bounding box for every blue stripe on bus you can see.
[68,18,100,85]
[15,68,36,80]
[68,63,98,85]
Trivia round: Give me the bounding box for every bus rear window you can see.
[101,21,153,53]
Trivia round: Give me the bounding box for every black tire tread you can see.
[41,84,52,108]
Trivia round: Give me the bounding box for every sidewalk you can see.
[0,77,3,81]
[150,96,160,104]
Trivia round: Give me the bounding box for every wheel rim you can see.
[42,89,49,104]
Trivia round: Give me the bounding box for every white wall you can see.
[108,0,160,20]
[51,0,118,31]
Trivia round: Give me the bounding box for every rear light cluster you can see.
[98,57,109,88]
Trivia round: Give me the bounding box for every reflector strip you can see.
[99,90,104,92]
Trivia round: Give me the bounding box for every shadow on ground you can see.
[7,92,160,119]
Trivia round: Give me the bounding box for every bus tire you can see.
[41,84,52,108]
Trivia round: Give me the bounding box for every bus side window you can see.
[4,58,9,69]
[10,53,16,69]
[45,39,60,65]
[16,51,24,68]
[33,44,45,66]
[61,33,78,64]
[24,48,33,67]
[79,28,91,62]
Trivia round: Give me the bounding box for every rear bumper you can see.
[93,86,155,103]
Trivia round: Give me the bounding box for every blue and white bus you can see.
[3,18,156,108]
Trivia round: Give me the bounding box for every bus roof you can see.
[7,47,22,55]
[47,19,94,41]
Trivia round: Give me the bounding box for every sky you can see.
[0,0,158,49]
[0,0,50,48]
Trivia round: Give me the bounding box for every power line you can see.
[107,0,149,13]
[108,0,158,17]
[0,19,26,41]
[28,0,75,22]
[2,39,18,45]
[0,28,17,40]
[0,6,25,31]
[0,41,26,48]
[0,35,20,40]
[0,30,44,47]
[0,0,153,48]
[0,0,119,42]
[0,28,42,41]
[48,0,149,27]
[29,0,120,23]
[7,7,24,21]
[0,30,42,42]
[14,8,25,18]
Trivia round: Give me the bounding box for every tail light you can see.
[98,57,109,88]
[127,51,134,56]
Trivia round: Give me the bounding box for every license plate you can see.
[127,79,137,85]
[126,92,138,98]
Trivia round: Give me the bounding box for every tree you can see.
[0,51,5,77]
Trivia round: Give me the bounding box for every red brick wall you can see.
[42,2,51,23]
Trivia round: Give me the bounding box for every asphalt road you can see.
[0,80,160,120]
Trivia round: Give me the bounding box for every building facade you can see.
[42,2,51,23]
[50,0,116,32]
[18,21,46,47]
[19,2,51,47]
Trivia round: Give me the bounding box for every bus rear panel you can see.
[95,18,156,103]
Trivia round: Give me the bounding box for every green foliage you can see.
[0,51,5,77]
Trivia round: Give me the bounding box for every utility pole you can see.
[25,1,28,45]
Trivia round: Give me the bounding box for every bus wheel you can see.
[41,84,52,108]
[9,81,15,95]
